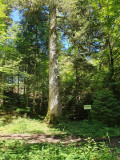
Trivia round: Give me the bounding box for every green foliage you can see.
[59,50,95,120]
[92,90,120,125]
[15,6,49,110]
[0,139,117,160]
[0,0,7,33]
[58,120,120,138]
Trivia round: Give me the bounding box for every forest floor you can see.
[0,114,120,159]
[0,113,120,146]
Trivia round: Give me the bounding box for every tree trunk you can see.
[45,1,61,124]
[25,64,30,108]
[0,72,5,107]
[18,66,20,94]
[32,24,38,113]
[0,58,5,107]
[108,35,115,92]
[24,64,26,97]
[32,74,36,112]
[108,36,114,77]
[11,74,14,92]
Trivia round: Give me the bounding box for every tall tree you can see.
[16,6,49,111]
[89,0,120,94]
[15,0,62,122]
[45,1,61,123]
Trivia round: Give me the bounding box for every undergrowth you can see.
[0,138,118,160]
[57,120,120,138]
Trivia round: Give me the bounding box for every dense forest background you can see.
[0,0,120,126]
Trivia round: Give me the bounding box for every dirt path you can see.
[0,133,120,148]
[0,133,83,144]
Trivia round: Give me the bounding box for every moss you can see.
[44,113,60,125]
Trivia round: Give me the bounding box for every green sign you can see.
[84,105,91,110]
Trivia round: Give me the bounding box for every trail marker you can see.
[84,105,91,110]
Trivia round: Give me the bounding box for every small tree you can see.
[92,89,120,126]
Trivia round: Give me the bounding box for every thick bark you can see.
[45,1,61,124]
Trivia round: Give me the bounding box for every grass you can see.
[0,116,120,138]
[0,115,120,159]
[0,117,62,135]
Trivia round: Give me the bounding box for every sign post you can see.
[84,105,91,121]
